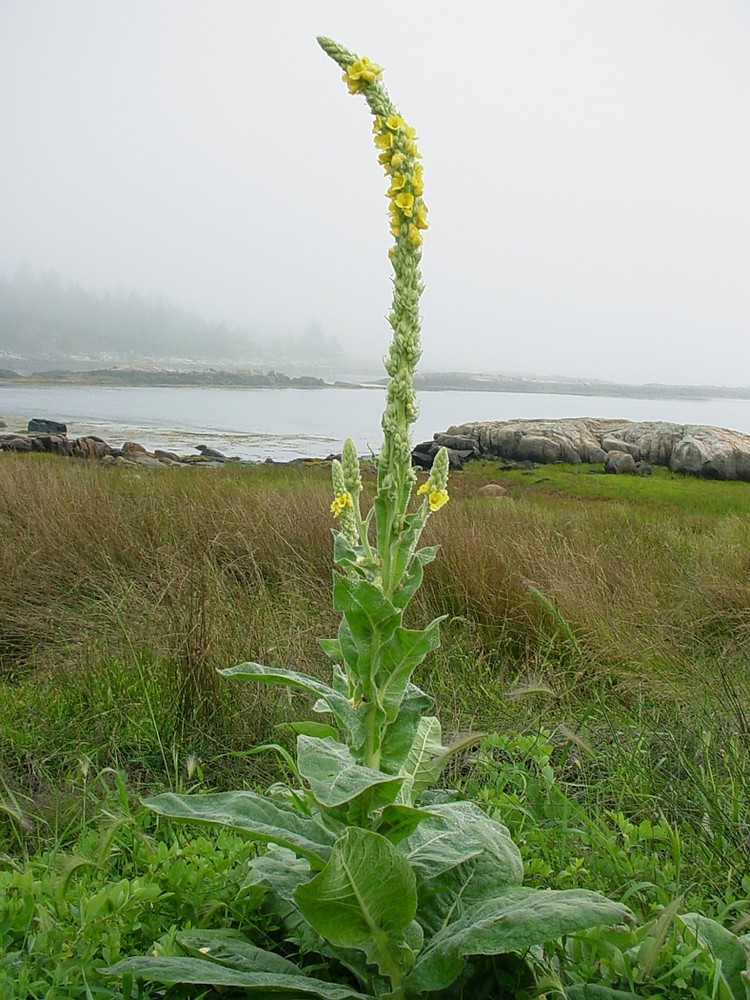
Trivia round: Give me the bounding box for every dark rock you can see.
[28,418,67,434]
[433,433,479,452]
[411,450,434,470]
[122,441,148,455]
[195,445,227,460]
[0,370,20,380]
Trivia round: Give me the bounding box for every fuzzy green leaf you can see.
[296,736,403,816]
[101,956,371,997]
[392,544,439,609]
[407,887,632,994]
[176,929,300,975]
[375,619,442,723]
[676,913,750,1000]
[396,715,445,806]
[221,662,363,746]
[375,802,434,843]
[380,682,434,773]
[294,827,417,975]
[142,790,335,867]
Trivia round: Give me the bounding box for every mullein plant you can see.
[106,38,631,999]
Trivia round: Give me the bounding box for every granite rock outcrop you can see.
[437,418,750,481]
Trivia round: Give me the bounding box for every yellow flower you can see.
[394,192,414,217]
[428,489,449,512]
[390,152,406,169]
[405,138,422,158]
[374,132,393,150]
[344,57,383,91]
[417,481,449,511]
[378,150,392,167]
[388,172,407,194]
[411,163,424,196]
[330,492,353,517]
[407,224,423,247]
[342,72,361,95]
[385,114,404,131]
[414,200,429,230]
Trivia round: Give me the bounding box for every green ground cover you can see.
[1,454,749,995]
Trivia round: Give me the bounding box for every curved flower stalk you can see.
[106,38,632,1000]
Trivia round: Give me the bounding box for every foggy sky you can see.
[1,1,749,385]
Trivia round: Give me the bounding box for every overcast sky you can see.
[1,1,749,385]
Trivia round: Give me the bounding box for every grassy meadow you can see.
[1,451,749,996]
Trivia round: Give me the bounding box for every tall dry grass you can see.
[1,453,748,791]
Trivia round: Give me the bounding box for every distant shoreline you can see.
[2,366,750,403]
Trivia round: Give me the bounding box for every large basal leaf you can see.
[101,956,371,997]
[400,800,523,934]
[220,662,363,746]
[407,886,632,995]
[676,913,750,1000]
[296,736,403,816]
[294,827,418,976]
[396,715,445,806]
[375,619,442,723]
[176,928,300,975]
[380,682,434,774]
[142,790,335,867]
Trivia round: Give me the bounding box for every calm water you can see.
[2,383,750,461]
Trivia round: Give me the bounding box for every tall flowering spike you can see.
[331,459,358,546]
[341,437,362,495]
[318,36,429,474]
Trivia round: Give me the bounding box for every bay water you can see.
[2,383,750,461]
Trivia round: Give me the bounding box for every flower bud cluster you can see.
[330,459,358,546]
[341,437,362,495]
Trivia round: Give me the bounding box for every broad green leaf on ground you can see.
[396,715,445,806]
[142,790,335,867]
[375,619,442,723]
[176,929,300,975]
[294,827,417,976]
[244,846,312,903]
[380,682,434,774]
[101,956,371,997]
[676,913,750,1000]
[401,800,524,935]
[406,887,633,995]
[296,736,403,817]
[244,846,330,954]
[220,662,363,746]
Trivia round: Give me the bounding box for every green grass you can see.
[1,453,749,995]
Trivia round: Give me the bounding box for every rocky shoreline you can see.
[4,415,750,481]
[417,418,750,482]
[0,418,321,468]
